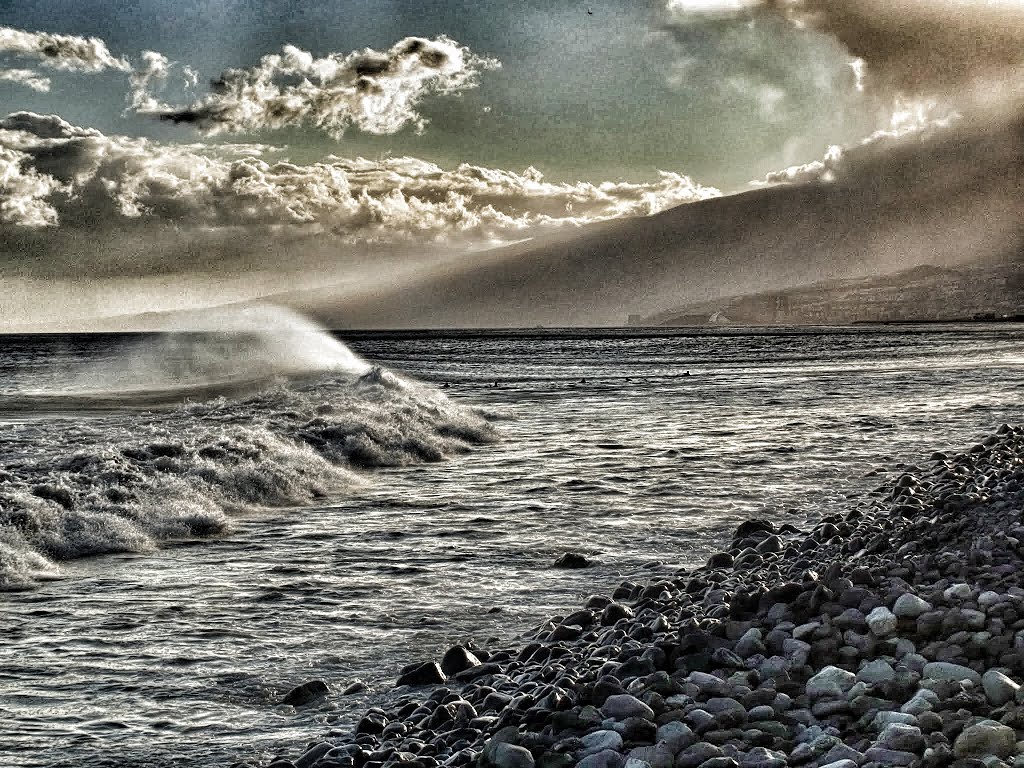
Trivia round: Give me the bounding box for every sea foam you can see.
[0,308,495,588]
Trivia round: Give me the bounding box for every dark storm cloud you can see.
[132,36,501,139]
[0,25,130,72]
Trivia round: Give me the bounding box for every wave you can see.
[0,309,496,589]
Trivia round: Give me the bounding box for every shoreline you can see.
[247,424,1024,768]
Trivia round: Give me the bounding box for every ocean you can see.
[2,317,1022,767]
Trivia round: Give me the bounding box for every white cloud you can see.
[665,0,763,19]
[133,36,501,139]
[0,112,720,244]
[0,25,130,72]
[756,98,960,186]
[0,67,51,92]
[0,145,64,227]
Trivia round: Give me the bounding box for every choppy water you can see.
[2,318,1023,768]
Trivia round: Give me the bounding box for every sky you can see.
[0,0,1021,328]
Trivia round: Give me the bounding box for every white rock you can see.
[893,593,932,618]
[866,606,898,636]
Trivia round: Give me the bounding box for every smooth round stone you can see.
[982,669,1020,706]
[600,694,654,721]
[655,721,695,753]
[954,720,1017,759]
[580,730,623,757]
[281,680,331,707]
[806,666,857,699]
[857,659,896,685]
[922,662,982,685]
[943,584,973,601]
[893,594,932,619]
[575,749,623,768]
[877,723,926,753]
[866,607,898,636]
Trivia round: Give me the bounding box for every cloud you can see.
[657,5,862,127]
[665,0,763,19]
[665,0,1024,98]
[133,36,501,139]
[0,68,51,92]
[0,112,719,264]
[0,144,64,227]
[779,0,1024,95]
[0,25,130,73]
[757,98,958,185]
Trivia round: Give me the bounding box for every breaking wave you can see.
[0,309,496,588]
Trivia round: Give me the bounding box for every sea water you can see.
[1,319,1022,767]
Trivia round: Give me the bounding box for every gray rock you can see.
[982,669,1021,706]
[922,661,982,685]
[873,711,918,729]
[576,749,623,768]
[625,745,673,768]
[943,583,973,601]
[806,666,857,699]
[491,744,536,768]
[857,659,896,685]
[893,594,932,619]
[877,723,926,753]
[866,606,898,636]
[815,762,858,768]
[295,742,334,768]
[735,629,765,659]
[396,662,446,687]
[820,744,864,765]
[441,645,482,677]
[686,672,732,697]
[674,742,722,768]
[954,720,1017,759]
[601,694,655,721]
[580,731,624,757]
[863,747,917,765]
[281,680,330,706]
[656,721,695,753]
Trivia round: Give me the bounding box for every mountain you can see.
[648,261,1024,326]
[314,113,1023,329]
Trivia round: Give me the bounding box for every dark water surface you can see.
[1,325,1022,767]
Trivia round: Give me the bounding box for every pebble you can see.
[893,593,932,619]
[953,720,1017,759]
[866,606,898,636]
[922,662,983,685]
[981,669,1020,706]
[600,694,655,721]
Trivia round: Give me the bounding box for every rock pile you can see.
[250,425,1024,768]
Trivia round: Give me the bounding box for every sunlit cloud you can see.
[131,36,501,139]
[0,112,720,251]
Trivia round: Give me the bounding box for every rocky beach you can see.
[254,424,1024,768]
